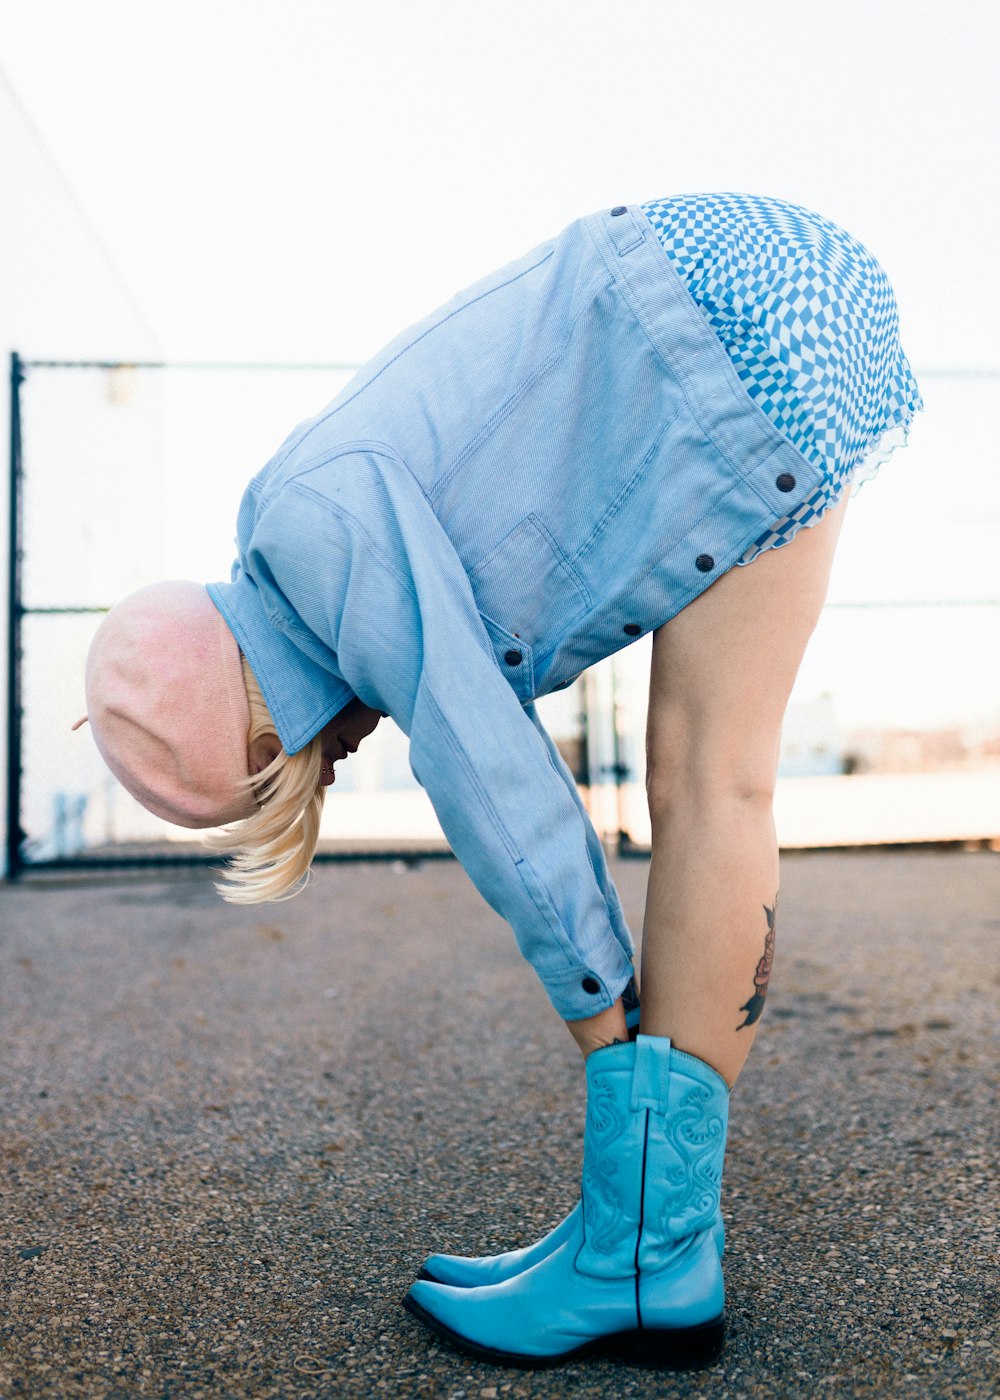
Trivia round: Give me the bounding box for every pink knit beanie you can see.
[80,580,257,829]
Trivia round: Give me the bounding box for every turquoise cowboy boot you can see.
[417,981,724,1288]
[404,1035,729,1369]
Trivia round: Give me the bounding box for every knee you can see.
[645,726,778,824]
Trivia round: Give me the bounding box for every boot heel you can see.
[616,1315,725,1371]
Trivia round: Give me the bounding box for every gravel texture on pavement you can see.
[1,849,997,1399]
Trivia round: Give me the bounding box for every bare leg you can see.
[638,494,851,1086]
[563,495,850,1070]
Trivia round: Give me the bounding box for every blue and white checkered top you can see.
[641,193,923,565]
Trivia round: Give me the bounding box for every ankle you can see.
[565,999,629,1059]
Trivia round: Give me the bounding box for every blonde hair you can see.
[206,654,326,903]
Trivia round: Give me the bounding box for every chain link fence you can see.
[6,357,999,876]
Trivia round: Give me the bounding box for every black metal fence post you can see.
[5,352,25,879]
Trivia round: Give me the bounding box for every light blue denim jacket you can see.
[208,205,823,1021]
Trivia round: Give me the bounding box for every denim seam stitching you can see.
[570,416,676,566]
[288,480,419,599]
[430,267,614,504]
[471,512,594,611]
[269,250,558,467]
[584,214,742,467]
[267,439,430,504]
[513,857,587,974]
[586,212,819,493]
[422,687,520,863]
[531,467,796,679]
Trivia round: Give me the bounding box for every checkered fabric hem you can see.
[735,419,915,566]
[640,193,922,566]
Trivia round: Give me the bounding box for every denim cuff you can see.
[540,940,636,1022]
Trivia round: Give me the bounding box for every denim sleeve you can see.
[249,451,635,1020]
[522,703,635,966]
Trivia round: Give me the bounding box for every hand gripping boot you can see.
[404,1035,729,1369]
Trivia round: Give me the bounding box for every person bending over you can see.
[78,193,921,1370]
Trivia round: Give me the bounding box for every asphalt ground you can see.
[1,849,997,1399]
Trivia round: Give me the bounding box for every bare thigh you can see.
[647,493,851,796]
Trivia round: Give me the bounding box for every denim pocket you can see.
[470,513,591,654]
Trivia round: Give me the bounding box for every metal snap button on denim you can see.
[623,623,641,636]
[776,472,796,492]
[504,648,523,666]
[610,206,627,216]
[696,554,715,572]
[582,976,601,994]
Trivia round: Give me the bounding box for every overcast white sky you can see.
[3,0,998,366]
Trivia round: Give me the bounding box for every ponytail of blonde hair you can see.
[206,654,326,903]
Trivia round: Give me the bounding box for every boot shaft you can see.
[578,1036,729,1278]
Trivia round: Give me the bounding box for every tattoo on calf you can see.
[736,896,777,1030]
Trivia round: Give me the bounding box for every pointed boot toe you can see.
[404,1230,639,1368]
[417,1201,583,1286]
